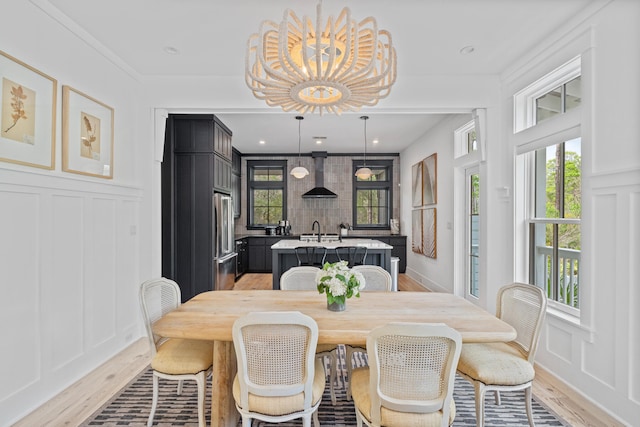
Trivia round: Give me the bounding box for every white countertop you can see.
[271,238,392,250]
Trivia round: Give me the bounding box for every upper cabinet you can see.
[232,148,242,219]
[215,121,233,161]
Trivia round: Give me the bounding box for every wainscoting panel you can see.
[0,191,41,401]
[116,199,140,336]
[582,193,616,387]
[87,198,118,349]
[49,194,86,371]
[546,322,573,364]
[630,190,640,405]
[0,168,143,425]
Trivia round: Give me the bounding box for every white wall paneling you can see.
[0,169,143,424]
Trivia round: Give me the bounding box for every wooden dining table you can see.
[153,290,516,427]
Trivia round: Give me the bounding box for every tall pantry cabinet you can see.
[161,114,233,302]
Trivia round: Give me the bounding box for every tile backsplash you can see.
[235,154,400,237]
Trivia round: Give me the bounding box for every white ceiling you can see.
[43,0,598,154]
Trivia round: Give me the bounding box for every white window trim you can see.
[513,56,581,133]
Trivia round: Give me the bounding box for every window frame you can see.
[351,159,393,230]
[246,160,287,229]
[513,57,583,318]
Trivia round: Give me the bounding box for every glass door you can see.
[466,167,480,299]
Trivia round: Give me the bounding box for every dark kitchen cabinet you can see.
[161,114,233,302]
[247,237,267,272]
[232,148,241,219]
[235,238,247,279]
[359,235,407,273]
[247,236,296,273]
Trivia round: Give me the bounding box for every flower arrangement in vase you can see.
[316,261,366,311]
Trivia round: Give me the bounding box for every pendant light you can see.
[355,116,373,179]
[290,116,309,179]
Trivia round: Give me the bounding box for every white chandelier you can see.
[245,1,397,115]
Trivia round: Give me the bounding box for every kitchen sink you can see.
[299,234,341,243]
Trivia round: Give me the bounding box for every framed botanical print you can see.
[62,85,114,178]
[0,50,57,169]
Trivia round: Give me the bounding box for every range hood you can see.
[302,152,337,198]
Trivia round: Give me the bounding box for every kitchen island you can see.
[270,238,393,289]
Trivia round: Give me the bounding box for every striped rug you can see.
[82,345,567,426]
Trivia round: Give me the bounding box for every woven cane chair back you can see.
[280,266,322,290]
[139,277,181,355]
[351,265,392,291]
[233,311,320,408]
[497,283,547,361]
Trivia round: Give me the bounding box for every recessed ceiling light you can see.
[460,45,475,55]
[373,139,379,144]
[163,46,180,55]
[259,140,266,145]
[313,136,327,145]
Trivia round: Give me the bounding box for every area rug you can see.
[81,346,567,426]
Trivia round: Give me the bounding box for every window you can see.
[528,139,581,314]
[513,56,581,133]
[535,76,582,124]
[514,57,582,315]
[247,160,287,228]
[352,160,392,229]
[454,120,477,158]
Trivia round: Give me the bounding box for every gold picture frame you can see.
[0,50,57,169]
[411,161,422,207]
[422,207,437,259]
[422,153,437,205]
[62,86,114,179]
[411,209,422,254]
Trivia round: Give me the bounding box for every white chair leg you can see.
[473,381,487,427]
[525,386,534,427]
[329,350,337,405]
[355,408,364,427]
[177,379,183,395]
[494,390,501,405]
[148,373,159,427]
[345,345,366,401]
[241,415,252,427]
[195,371,206,427]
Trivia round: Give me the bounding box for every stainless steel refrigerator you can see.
[213,193,237,290]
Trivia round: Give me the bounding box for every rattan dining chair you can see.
[343,265,393,400]
[456,282,547,427]
[139,278,213,427]
[280,266,339,405]
[351,322,462,427]
[232,311,325,427]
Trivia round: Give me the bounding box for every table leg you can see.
[211,341,237,427]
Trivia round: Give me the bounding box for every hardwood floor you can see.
[14,273,623,427]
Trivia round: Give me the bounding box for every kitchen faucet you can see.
[312,220,321,242]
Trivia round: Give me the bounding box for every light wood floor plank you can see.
[14,274,623,426]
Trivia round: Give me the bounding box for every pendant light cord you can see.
[296,115,303,166]
[361,115,368,167]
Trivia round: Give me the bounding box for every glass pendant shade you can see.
[290,116,309,179]
[291,166,309,179]
[355,167,372,180]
